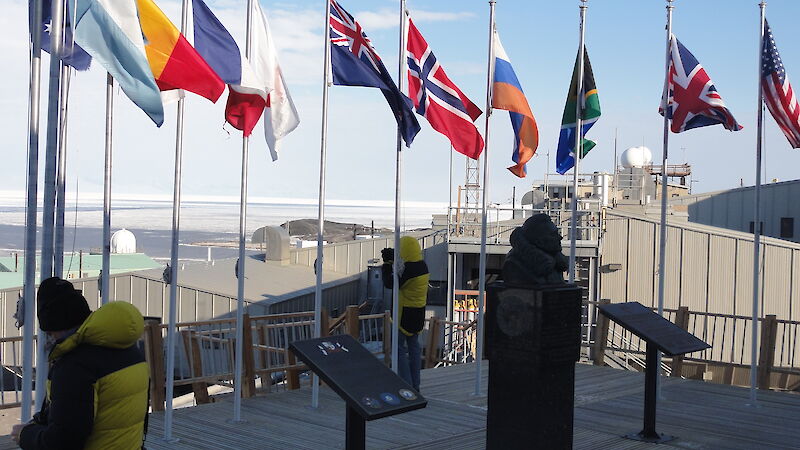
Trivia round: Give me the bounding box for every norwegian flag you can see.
[660,36,742,133]
[762,21,800,148]
[329,0,419,146]
[406,16,484,159]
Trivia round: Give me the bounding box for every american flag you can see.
[762,21,800,148]
[661,36,742,133]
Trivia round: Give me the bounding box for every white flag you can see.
[252,2,300,161]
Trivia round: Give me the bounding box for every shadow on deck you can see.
[140,362,800,449]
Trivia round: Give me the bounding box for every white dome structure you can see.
[110,229,137,254]
[620,146,653,168]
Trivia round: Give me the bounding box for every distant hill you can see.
[282,219,391,243]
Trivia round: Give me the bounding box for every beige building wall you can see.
[600,209,800,366]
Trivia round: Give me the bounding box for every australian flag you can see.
[660,35,740,133]
[329,0,420,146]
[31,0,92,70]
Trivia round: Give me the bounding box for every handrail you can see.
[606,327,672,376]
[586,300,799,390]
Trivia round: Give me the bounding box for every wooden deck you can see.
[139,362,799,449]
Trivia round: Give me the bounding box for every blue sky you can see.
[3,0,800,207]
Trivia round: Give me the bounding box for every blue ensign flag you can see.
[329,0,420,147]
[32,0,92,70]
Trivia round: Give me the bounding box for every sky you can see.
[3,0,800,207]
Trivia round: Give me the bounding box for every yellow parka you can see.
[20,302,149,450]
[383,236,429,336]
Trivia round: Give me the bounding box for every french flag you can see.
[188,0,267,135]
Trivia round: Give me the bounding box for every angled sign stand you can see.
[599,301,710,443]
[290,334,427,450]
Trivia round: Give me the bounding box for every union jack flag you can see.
[330,1,379,71]
[762,21,800,148]
[660,35,742,133]
[328,0,419,146]
[406,16,483,159]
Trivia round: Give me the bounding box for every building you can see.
[669,179,800,244]
[0,252,161,290]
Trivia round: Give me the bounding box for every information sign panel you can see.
[289,334,427,420]
[600,302,710,356]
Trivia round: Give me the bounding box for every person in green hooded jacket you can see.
[12,277,149,449]
[382,236,429,391]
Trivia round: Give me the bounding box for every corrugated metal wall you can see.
[600,210,800,365]
[670,180,800,243]
[290,230,447,278]
[0,272,360,342]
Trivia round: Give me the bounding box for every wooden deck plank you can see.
[144,362,800,449]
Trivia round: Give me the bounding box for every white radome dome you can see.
[110,229,136,254]
[620,146,653,168]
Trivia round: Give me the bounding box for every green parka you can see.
[20,301,149,450]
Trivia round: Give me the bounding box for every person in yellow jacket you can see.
[13,277,149,449]
[381,236,429,391]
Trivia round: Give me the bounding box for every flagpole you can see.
[750,0,767,407]
[54,66,72,278]
[448,144,454,238]
[312,0,333,409]
[656,0,675,396]
[232,0,255,423]
[101,73,113,306]
[568,0,588,283]
[36,0,67,410]
[163,0,191,439]
[21,0,44,423]
[391,0,410,376]
[447,145,454,320]
[612,128,618,205]
[475,0,495,396]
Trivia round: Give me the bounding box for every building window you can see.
[780,217,794,238]
[749,221,764,234]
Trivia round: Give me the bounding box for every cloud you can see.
[355,8,475,31]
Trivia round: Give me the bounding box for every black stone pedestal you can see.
[485,282,582,450]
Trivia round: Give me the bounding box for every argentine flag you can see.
[69,0,164,126]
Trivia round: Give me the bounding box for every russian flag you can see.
[492,32,539,178]
[188,0,267,136]
[136,0,225,102]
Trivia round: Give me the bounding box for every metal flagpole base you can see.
[161,437,180,444]
[226,418,247,424]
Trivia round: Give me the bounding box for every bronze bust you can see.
[502,214,568,285]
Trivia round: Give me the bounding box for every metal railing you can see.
[586,302,800,388]
[435,319,477,366]
[0,336,28,410]
[447,205,602,243]
[142,306,400,409]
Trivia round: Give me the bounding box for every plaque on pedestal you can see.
[289,334,427,450]
[599,302,710,443]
